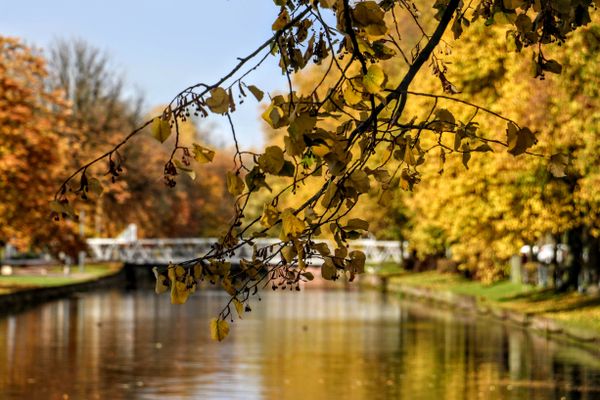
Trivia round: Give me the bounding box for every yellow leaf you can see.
[168,265,190,304]
[362,64,386,94]
[233,298,244,319]
[260,203,279,228]
[174,160,196,180]
[261,104,288,129]
[205,87,230,114]
[506,123,537,156]
[281,245,297,263]
[210,318,230,342]
[348,250,366,274]
[226,171,245,196]
[280,208,306,239]
[258,146,285,174]
[151,117,171,143]
[247,85,264,101]
[152,267,168,294]
[288,112,316,137]
[170,280,190,304]
[343,81,364,106]
[272,9,290,31]
[192,143,215,163]
[378,189,393,206]
[284,135,306,157]
[49,200,65,213]
[404,143,416,166]
[221,277,237,296]
[349,169,371,193]
[352,1,388,36]
[321,258,337,280]
[193,264,203,280]
[313,242,331,256]
[548,153,568,178]
[312,144,330,157]
[345,218,369,231]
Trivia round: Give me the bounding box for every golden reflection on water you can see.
[0,288,599,400]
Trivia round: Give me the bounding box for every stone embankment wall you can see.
[0,269,125,314]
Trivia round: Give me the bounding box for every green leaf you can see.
[151,117,171,143]
[362,64,386,94]
[258,145,285,174]
[247,85,264,101]
[210,318,230,342]
[205,87,230,114]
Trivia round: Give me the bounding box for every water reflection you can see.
[0,288,599,399]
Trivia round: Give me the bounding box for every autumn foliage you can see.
[0,37,83,255]
[2,0,598,341]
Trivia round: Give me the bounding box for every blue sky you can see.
[2,1,290,148]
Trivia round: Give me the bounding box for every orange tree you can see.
[0,36,83,256]
[54,0,596,340]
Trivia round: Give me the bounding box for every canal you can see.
[0,287,599,399]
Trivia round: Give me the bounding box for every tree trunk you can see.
[559,226,584,292]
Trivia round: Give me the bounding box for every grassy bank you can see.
[0,263,122,295]
[374,267,600,335]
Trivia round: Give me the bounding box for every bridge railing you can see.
[86,237,404,266]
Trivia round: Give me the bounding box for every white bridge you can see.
[86,224,404,266]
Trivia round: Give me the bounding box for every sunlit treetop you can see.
[54,0,596,340]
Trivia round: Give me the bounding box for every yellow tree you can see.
[405,17,600,283]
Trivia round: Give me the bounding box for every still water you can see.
[0,288,599,400]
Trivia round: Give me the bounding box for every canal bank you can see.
[362,270,600,352]
[0,263,125,314]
